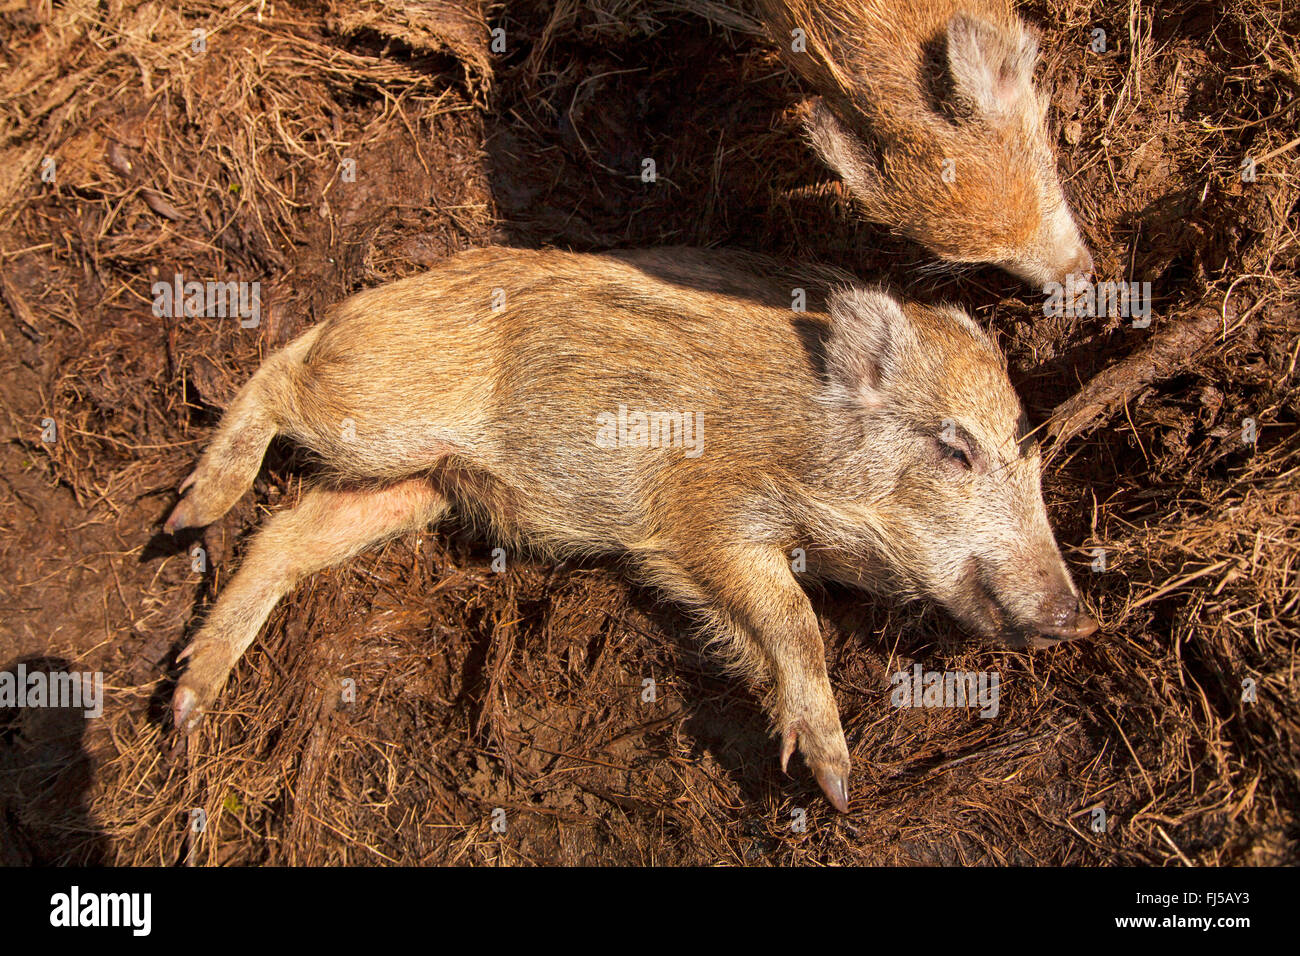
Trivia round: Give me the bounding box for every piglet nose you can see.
[1033,592,1098,643]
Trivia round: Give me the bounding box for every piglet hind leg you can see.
[648,541,852,812]
[173,479,449,731]
[165,326,322,534]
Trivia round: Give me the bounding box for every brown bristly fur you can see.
[752,0,1093,284]
[167,246,1094,810]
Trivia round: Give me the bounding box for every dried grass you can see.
[0,0,1294,865]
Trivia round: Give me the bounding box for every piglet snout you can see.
[1029,592,1098,645]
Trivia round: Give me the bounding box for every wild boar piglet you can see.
[165,247,1096,811]
[755,0,1093,286]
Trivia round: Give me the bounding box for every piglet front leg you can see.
[645,539,852,812]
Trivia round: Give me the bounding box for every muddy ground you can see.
[0,0,1296,865]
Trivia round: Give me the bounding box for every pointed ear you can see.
[802,97,883,211]
[945,14,1038,118]
[825,287,915,408]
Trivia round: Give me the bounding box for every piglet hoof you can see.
[162,470,202,535]
[780,726,799,774]
[779,721,852,813]
[171,685,205,734]
[163,496,195,535]
[814,767,851,814]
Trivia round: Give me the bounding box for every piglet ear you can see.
[802,98,884,214]
[945,14,1038,118]
[825,287,914,408]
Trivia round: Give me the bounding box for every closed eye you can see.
[933,421,979,471]
[940,441,972,469]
